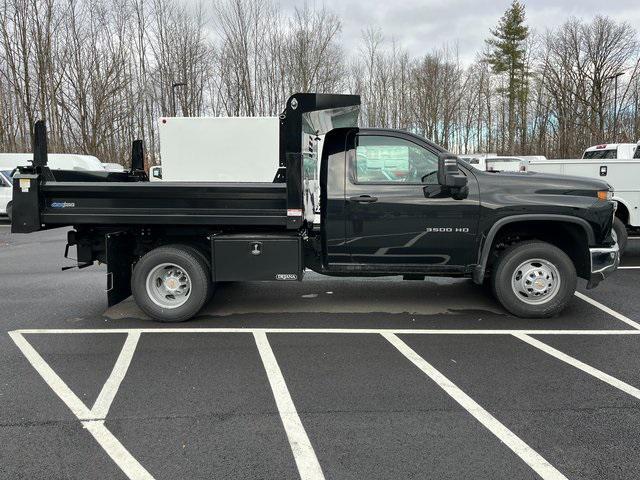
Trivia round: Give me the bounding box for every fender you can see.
[612,195,632,225]
[472,214,595,284]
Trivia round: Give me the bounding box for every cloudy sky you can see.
[277,0,640,64]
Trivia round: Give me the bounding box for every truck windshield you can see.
[583,149,617,159]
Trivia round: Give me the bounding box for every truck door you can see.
[345,130,479,267]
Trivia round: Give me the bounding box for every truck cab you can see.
[582,143,639,159]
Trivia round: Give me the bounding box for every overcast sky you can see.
[277,0,640,64]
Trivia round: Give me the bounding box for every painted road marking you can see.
[382,333,568,480]
[9,327,640,480]
[254,332,325,480]
[618,266,640,269]
[9,331,153,480]
[91,331,140,419]
[574,291,640,330]
[514,333,640,400]
[10,328,640,335]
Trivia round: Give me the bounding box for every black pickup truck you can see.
[11,93,619,321]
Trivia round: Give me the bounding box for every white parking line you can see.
[11,328,640,335]
[254,332,325,480]
[83,420,154,480]
[382,333,568,480]
[514,334,640,400]
[574,291,640,330]
[92,332,140,419]
[618,266,640,269]
[9,331,154,480]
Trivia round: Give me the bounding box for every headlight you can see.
[597,190,613,201]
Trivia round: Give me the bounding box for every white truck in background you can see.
[0,153,105,219]
[459,153,526,172]
[157,117,280,182]
[527,141,640,254]
[582,143,639,160]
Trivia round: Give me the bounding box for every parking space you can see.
[3,228,640,480]
[7,325,640,480]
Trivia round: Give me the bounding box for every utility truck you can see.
[582,143,639,160]
[528,141,640,254]
[11,93,619,322]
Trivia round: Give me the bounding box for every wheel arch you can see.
[474,215,594,284]
[614,198,630,225]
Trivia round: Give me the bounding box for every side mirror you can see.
[150,166,162,179]
[437,152,467,189]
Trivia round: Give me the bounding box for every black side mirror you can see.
[437,152,468,189]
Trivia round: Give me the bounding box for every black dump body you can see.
[40,173,288,228]
[11,93,361,234]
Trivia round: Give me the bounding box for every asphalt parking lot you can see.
[2,223,640,480]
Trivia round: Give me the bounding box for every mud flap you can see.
[106,232,133,307]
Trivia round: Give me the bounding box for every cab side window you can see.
[355,135,438,184]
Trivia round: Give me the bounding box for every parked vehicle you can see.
[459,154,527,172]
[0,170,11,216]
[11,93,618,322]
[159,117,280,182]
[0,153,106,221]
[0,153,105,172]
[102,162,125,172]
[582,143,639,160]
[458,155,487,171]
[485,156,527,172]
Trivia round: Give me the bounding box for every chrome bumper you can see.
[587,242,620,288]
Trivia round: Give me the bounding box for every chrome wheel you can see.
[511,258,561,305]
[145,263,191,309]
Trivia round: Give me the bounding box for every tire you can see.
[6,201,12,223]
[491,241,577,318]
[612,217,628,256]
[131,245,211,322]
[180,244,215,302]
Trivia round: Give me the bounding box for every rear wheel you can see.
[612,217,628,256]
[132,245,211,322]
[180,244,215,302]
[6,201,12,222]
[491,241,576,318]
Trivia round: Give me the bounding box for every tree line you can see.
[1,0,639,165]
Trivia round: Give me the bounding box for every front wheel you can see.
[491,241,577,318]
[612,217,627,256]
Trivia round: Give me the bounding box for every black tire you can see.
[180,244,215,302]
[613,217,628,256]
[491,241,577,318]
[131,245,211,322]
[6,200,12,223]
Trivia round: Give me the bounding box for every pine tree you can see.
[485,1,529,153]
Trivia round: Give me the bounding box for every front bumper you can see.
[586,242,620,289]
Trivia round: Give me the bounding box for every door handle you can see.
[349,195,378,203]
